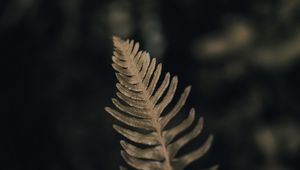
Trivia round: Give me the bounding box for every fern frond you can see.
[105,36,217,170]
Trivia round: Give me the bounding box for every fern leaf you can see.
[105,36,217,170]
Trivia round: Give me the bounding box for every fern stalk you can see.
[115,36,173,169]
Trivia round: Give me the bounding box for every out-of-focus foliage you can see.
[2,0,299,170]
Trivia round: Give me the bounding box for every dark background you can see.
[2,0,300,170]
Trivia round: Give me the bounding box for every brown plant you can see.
[105,36,218,170]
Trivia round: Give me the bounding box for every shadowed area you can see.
[2,0,300,170]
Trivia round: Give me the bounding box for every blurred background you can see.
[2,0,300,170]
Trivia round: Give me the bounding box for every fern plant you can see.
[105,36,218,170]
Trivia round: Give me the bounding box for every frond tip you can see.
[105,36,218,170]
